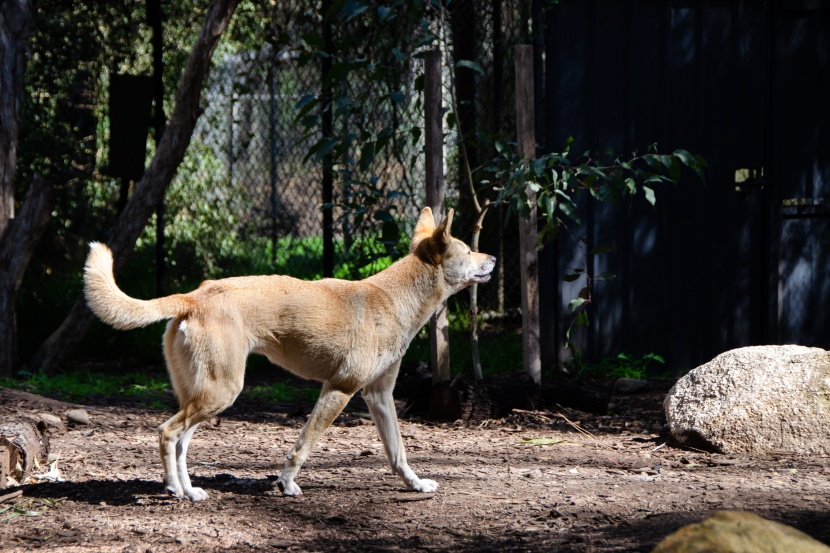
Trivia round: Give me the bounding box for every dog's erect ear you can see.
[412,207,454,264]
[415,207,435,233]
[434,208,454,245]
[410,207,436,253]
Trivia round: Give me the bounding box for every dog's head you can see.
[410,207,497,292]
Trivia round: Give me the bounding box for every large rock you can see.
[652,511,830,553]
[664,345,830,454]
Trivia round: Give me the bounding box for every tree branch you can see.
[30,0,242,374]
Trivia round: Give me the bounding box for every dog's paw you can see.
[184,487,209,502]
[277,479,303,497]
[410,478,438,493]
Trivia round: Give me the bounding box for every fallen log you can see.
[0,418,49,489]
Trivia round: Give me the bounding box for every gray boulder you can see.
[664,345,830,454]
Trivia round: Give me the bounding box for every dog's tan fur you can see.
[84,207,495,501]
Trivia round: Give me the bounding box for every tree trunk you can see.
[0,0,30,240]
[31,0,242,375]
[0,175,54,377]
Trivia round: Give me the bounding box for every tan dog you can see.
[84,207,495,501]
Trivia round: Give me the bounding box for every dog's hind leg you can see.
[277,381,354,496]
[159,411,185,498]
[363,361,438,493]
[175,423,205,500]
[159,319,243,501]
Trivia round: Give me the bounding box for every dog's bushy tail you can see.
[84,242,192,330]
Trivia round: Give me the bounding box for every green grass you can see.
[0,369,171,401]
[0,368,321,407]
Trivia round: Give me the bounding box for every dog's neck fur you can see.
[365,253,447,334]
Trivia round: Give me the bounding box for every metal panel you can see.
[538,0,830,370]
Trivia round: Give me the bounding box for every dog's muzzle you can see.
[474,255,497,283]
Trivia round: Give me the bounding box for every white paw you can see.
[184,487,209,502]
[278,479,303,497]
[410,478,438,493]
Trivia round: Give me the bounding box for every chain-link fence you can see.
[161,0,528,317]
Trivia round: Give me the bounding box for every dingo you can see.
[84,207,495,501]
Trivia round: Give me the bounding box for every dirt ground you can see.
[1,378,829,553]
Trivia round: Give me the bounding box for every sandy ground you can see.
[1,382,829,552]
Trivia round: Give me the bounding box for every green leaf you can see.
[595,271,616,281]
[565,311,589,348]
[495,138,509,156]
[673,148,695,167]
[643,185,656,206]
[390,90,405,104]
[568,298,587,313]
[339,0,368,22]
[531,157,546,177]
[578,164,607,181]
[542,193,554,222]
[563,273,582,283]
[456,59,485,74]
[669,156,681,184]
[558,199,582,225]
[295,93,317,111]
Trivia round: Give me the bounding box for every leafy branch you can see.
[484,139,708,348]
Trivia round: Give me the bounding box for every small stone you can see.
[38,412,65,430]
[66,409,90,425]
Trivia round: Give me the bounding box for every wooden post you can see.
[321,0,334,278]
[424,50,451,385]
[515,44,542,385]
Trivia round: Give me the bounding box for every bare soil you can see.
[1,377,829,552]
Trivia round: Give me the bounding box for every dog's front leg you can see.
[277,381,353,496]
[363,363,438,493]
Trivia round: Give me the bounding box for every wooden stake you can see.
[515,44,542,385]
[424,49,451,385]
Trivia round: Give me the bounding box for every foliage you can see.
[484,138,708,345]
[566,351,666,381]
[404,327,523,377]
[288,0,441,267]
